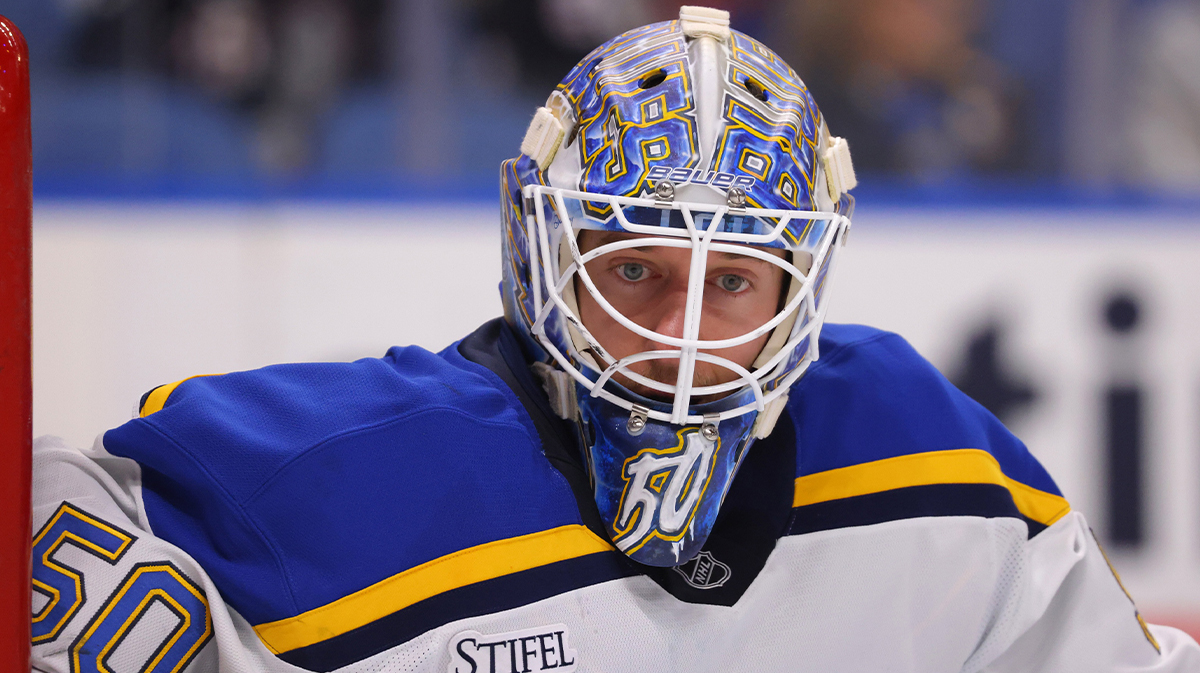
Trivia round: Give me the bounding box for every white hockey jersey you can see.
[30,320,1200,672]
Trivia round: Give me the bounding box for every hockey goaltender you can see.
[30,6,1200,673]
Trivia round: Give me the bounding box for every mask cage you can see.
[521,183,850,426]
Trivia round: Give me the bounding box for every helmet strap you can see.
[750,393,788,439]
[532,361,579,421]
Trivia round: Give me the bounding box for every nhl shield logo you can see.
[673,551,731,589]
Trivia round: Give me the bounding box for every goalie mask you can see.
[500,7,855,567]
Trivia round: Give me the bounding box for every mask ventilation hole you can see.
[744,78,769,102]
[639,69,667,89]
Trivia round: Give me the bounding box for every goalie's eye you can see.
[716,274,750,293]
[618,263,647,282]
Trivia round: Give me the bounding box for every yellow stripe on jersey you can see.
[1092,530,1161,653]
[792,448,1071,527]
[253,524,615,655]
[139,374,220,417]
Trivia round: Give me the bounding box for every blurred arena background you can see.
[7,0,1200,637]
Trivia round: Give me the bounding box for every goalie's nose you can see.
[643,282,690,352]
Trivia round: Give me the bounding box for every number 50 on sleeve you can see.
[32,502,213,673]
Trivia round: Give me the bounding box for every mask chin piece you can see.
[627,405,650,436]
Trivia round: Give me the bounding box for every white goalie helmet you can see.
[499,6,855,566]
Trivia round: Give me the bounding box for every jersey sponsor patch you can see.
[673,550,731,589]
[448,624,576,673]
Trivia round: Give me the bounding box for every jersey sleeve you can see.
[29,435,289,673]
[970,512,1200,672]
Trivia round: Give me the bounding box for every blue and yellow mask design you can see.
[578,380,759,567]
[499,6,856,567]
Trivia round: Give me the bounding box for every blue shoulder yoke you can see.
[103,339,583,626]
[787,323,1061,496]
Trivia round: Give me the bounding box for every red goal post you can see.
[0,14,32,673]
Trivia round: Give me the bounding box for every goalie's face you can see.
[575,229,788,401]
